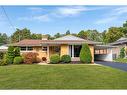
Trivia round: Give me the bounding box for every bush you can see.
[50,54,60,64]
[13,56,23,64]
[0,54,8,66]
[79,43,92,63]
[119,48,125,58]
[0,52,5,60]
[6,46,15,64]
[61,55,71,63]
[14,47,20,57]
[23,52,38,64]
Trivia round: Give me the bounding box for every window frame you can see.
[42,46,47,52]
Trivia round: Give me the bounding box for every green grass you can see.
[0,64,127,89]
[114,58,127,63]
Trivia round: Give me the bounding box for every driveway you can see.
[95,61,127,71]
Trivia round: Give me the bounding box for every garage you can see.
[94,45,118,61]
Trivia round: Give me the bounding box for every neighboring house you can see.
[0,44,8,52]
[110,37,127,57]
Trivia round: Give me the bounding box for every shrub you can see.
[6,46,15,64]
[14,47,20,57]
[79,43,92,63]
[13,56,23,64]
[61,55,71,63]
[119,47,125,58]
[50,54,60,64]
[0,54,8,66]
[23,52,38,64]
[0,52,5,60]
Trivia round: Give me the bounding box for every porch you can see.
[48,45,82,61]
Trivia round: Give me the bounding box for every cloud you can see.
[96,17,117,24]
[19,6,105,22]
[113,7,127,15]
[56,6,87,16]
[54,6,102,17]
[28,7,44,12]
[33,15,51,22]
[95,6,127,24]
[18,14,51,22]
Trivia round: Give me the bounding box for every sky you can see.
[0,5,127,36]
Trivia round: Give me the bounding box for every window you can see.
[42,47,47,51]
[20,46,33,51]
[27,47,33,51]
[21,47,26,51]
[54,47,60,52]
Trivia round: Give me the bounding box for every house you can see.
[110,37,127,57]
[0,44,8,52]
[12,35,122,63]
[13,35,101,63]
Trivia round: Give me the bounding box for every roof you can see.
[95,45,118,49]
[13,39,42,46]
[110,37,127,45]
[12,35,101,46]
[54,35,85,41]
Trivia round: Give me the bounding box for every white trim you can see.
[72,45,74,58]
[47,45,49,61]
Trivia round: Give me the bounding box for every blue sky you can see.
[0,5,127,36]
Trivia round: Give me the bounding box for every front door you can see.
[74,45,82,57]
[69,45,82,57]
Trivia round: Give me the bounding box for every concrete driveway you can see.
[95,61,127,71]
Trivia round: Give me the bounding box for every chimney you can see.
[42,35,48,40]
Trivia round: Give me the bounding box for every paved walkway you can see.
[95,61,127,71]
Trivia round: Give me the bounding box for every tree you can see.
[78,30,88,39]
[0,33,9,45]
[123,21,127,27]
[14,47,20,57]
[105,27,124,43]
[54,33,61,38]
[119,47,125,58]
[6,46,15,64]
[79,43,92,63]
[100,30,108,44]
[31,33,37,39]
[31,33,42,39]
[11,28,31,42]
[86,30,101,41]
[66,30,70,35]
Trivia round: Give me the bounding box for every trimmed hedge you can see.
[50,54,60,64]
[61,55,71,63]
[79,43,92,63]
[13,56,23,64]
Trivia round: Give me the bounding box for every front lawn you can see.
[0,64,127,89]
[114,58,127,63]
